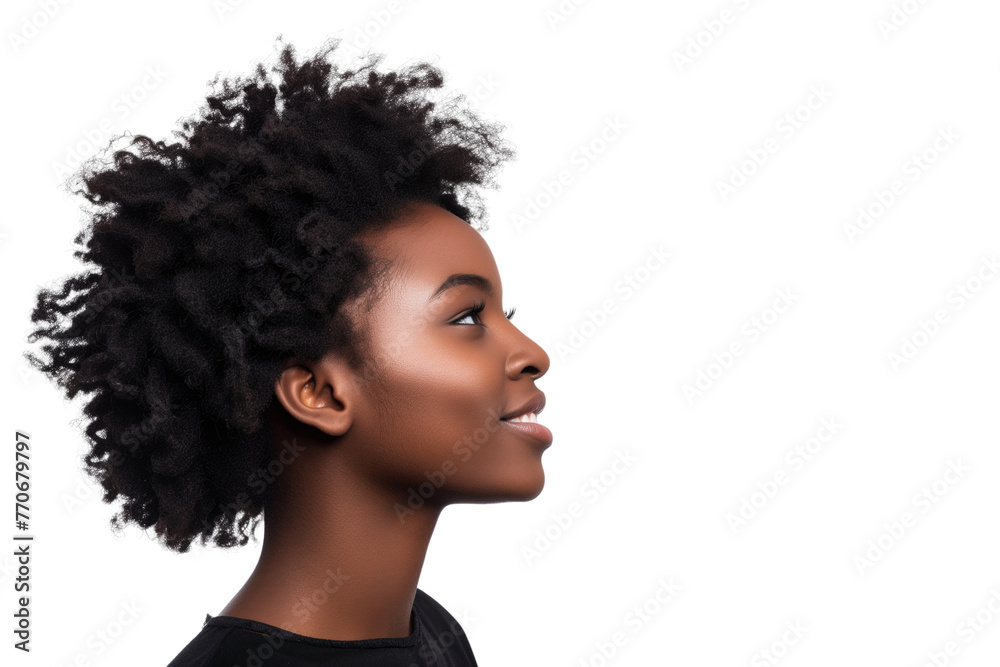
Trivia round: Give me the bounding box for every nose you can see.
[505,324,550,381]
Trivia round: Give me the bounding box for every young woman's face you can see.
[337,201,552,509]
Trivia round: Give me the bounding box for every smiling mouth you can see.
[500,415,552,446]
[502,411,539,424]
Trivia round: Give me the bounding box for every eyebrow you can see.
[428,273,495,302]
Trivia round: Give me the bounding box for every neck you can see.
[218,456,443,641]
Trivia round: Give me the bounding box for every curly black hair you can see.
[24,36,514,553]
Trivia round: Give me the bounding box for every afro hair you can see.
[23,36,514,552]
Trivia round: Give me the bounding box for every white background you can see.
[3,0,1000,665]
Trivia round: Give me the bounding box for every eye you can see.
[452,300,517,326]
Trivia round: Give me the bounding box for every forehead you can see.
[366,202,501,297]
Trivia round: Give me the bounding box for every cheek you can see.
[390,350,498,432]
[364,335,502,466]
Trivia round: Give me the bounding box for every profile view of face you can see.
[273,200,553,514]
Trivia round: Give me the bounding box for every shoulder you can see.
[414,587,465,629]
[413,588,479,665]
[164,623,239,667]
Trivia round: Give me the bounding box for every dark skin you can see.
[218,201,551,640]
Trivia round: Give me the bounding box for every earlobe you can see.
[273,360,353,437]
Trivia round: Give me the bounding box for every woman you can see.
[25,36,552,666]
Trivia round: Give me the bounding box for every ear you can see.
[273,354,355,437]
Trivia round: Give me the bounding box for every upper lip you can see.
[500,392,546,421]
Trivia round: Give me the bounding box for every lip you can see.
[500,419,553,447]
[500,392,546,421]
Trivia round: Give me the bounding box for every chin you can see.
[480,465,547,503]
[511,484,544,502]
[440,458,547,504]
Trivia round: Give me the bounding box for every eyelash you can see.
[453,300,516,326]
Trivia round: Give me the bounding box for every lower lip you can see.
[501,419,553,446]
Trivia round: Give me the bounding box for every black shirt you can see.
[165,588,479,666]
